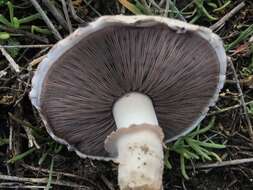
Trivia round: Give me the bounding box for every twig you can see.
[0,70,7,78]
[210,2,245,31]
[9,124,13,151]
[0,47,20,73]
[68,0,85,23]
[250,35,253,43]
[194,157,253,169]
[21,163,99,188]
[159,0,165,7]
[0,174,89,189]
[101,174,115,190]
[1,44,53,49]
[229,58,253,140]
[0,25,49,43]
[29,55,47,67]
[182,180,187,190]
[226,76,253,87]
[0,87,23,92]
[208,100,253,116]
[42,0,69,31]
[30,0,62,40]
[168,0,186,22]
[0,183,45,189]
[83,0,102,16]
[149,1,160,10]
[60,0,73,33]
[9,113,40,149]
[23,126,40,149]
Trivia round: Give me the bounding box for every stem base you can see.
[105,124,164,190]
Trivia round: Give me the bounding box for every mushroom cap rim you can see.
[29,15,227,161]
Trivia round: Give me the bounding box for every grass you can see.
[0,1,47,39]
[45,158,54,190]
[165,117,226,179]
[0,0,253,189]
[225,24,253,51]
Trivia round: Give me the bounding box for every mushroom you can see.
[30,16,227,190]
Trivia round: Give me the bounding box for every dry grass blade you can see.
[228,58,253,140]
[0,25,49,43]
[1,44,53,48]
[118,0,142,14]
[60,0,73,33]
[0,46,20,73]
[68,0,85,23]
[210,2,245,31]
[30,0,62,40]
[194,157,253,169]
[45,158,54,190]
[0,174,89,189]
[0,184,46,189]
[42,0,69,31]
[208,100,253,116]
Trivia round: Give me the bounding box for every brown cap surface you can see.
[30,16,227,159]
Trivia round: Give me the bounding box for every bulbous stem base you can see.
[116,125,164,190]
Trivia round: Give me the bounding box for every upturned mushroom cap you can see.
[30,15,227,160]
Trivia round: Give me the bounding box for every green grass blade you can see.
[226,24,253,51]
[0,32,10,40]
[7,147,36,164]
[0,14,12,27]
[186,138,212,161]
[7,1,14,25]
[190,13,201,24]
[183,149,200,160]
[180,154,189,180]
[168,0,185,21]
[18,13,41,24]
[208,152,222,162]
[0,138,9,146]
[174,148,192,159]
[191,139,226,149]
[0,0,8,6]
[31,25,51,35]
[197,146,222,161]
[194,0,217,21]
[189,117,215,138]
[213,0,231,12]
[164,150,172,169]
[207,2,217,9]
[12,17,19,28]
[134,0,152,15]
[119,0,143,15]
[45,158,54,190]
[201,6,217,20]
[172,137,185,149]
[38,151,49,165]
[8,112,41,135]
[54,144,62,154]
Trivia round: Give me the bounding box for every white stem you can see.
[116,127,164,190]
[111,92,164,190]
[113,92,159,128]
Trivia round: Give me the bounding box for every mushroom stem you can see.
[111,92,164,189]
[113,92,159,128]
[116,126,164,190]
